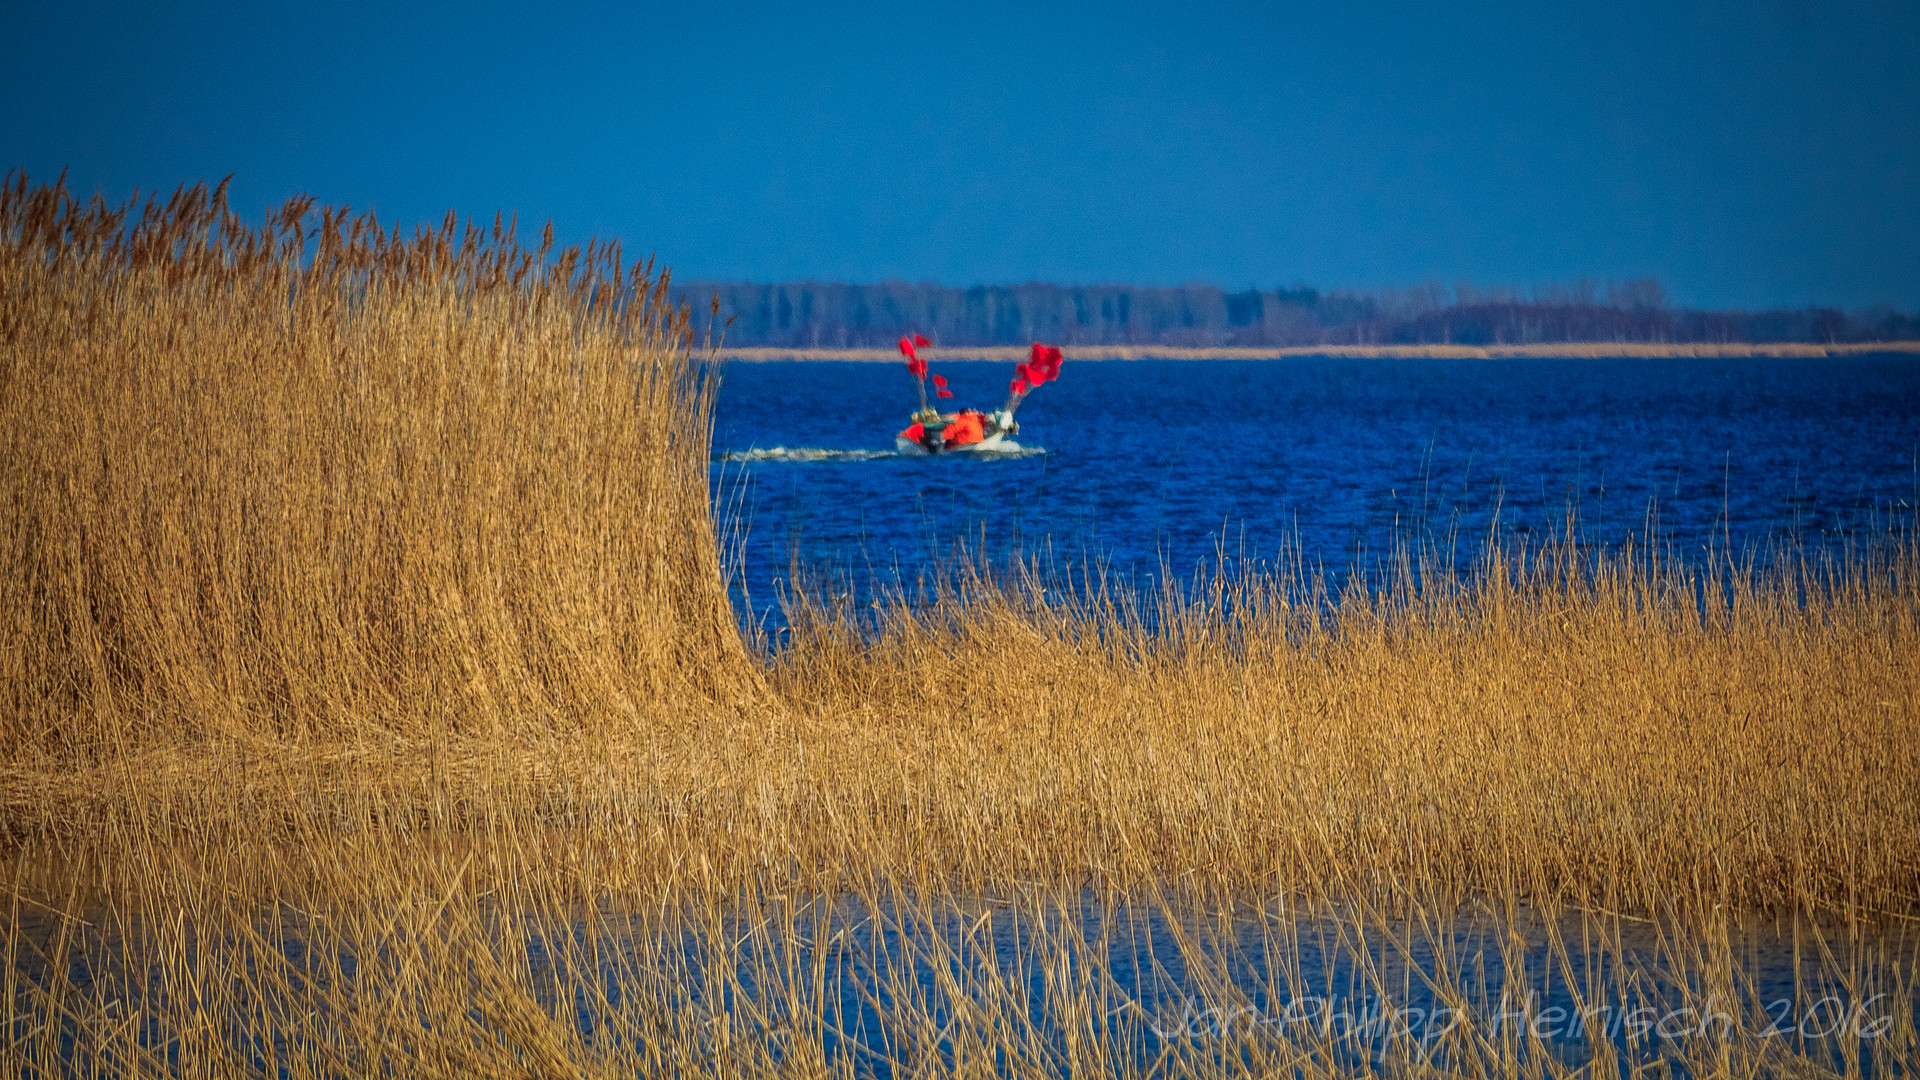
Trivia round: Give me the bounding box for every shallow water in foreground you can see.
[13,891,1918,1076]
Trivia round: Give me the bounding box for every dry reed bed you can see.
[14,541,1918,916]
[5,174,1920,1075]
[4,174,1919,916]
[749,541,1920,914]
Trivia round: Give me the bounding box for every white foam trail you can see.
[718,447,900,463]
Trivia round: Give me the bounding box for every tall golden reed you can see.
[0,172,755,763]
[761,534,1920,914]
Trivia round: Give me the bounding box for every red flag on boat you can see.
[900,335,930,379]
[932,373,953,398]
[1000,341,1059,410]
[1026,342,1063,384]
[914,333,931,348]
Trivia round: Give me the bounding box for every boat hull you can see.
[896,432,1017,456]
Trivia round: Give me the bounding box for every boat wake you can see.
[717,444,1044,463]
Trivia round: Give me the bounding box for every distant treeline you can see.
[673,279,1920,348]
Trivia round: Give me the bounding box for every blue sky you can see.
[4,0,1916,308]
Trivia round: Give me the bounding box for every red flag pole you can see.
[900,336,930,414]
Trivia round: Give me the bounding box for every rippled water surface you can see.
[712,355,1920,622]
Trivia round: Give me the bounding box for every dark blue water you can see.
[711,355,1920,627]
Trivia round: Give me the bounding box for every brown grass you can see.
[4,174,1918,1075]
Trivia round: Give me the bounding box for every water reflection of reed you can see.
[9,844,1917,1076]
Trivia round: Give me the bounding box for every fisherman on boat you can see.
[894,336,1063,455]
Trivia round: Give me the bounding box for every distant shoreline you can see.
[717,341,1920,362]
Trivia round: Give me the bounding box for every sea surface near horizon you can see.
[711,354,1919,630]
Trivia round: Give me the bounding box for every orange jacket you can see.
[941,412,984,446]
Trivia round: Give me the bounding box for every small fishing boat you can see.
[894,409,1020,455]
[894,337,1063,456]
